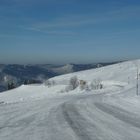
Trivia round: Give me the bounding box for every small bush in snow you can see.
[79,80,87,90]
[69,76,79,90]
[90,79,103,90]
[45,80,55,87]
[61,76,79,93]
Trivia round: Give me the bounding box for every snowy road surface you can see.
[1,91,140,140]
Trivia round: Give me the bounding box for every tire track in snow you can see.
[61,103,102,140]
[94,102,140,129]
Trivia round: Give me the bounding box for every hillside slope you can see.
[0,62,117,92]
[0,60,140,140]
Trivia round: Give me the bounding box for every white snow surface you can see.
[1,60,140,140]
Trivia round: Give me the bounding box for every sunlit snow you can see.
[0,60,140,140]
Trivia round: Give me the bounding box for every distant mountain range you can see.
[0,62,119,92]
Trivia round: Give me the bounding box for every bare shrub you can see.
[45,80,55,87]
[79,80,87,90]
[90,79,103,90]
[69,76,79,90]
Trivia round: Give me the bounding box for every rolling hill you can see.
[0,62,117,92]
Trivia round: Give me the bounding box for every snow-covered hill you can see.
[0,62,117,92]
[0,60,140,140]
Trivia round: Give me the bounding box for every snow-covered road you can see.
[1,90,140,140]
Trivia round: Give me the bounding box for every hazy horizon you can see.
[0,58,133,65]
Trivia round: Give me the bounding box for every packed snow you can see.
[0,60,140,140]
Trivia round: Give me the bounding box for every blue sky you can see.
[0,0,140,64]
